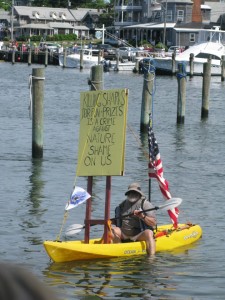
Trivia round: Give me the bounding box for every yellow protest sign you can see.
[76,89,128,176]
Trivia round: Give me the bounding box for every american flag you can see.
[148,125,179,227]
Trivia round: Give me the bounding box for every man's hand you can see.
[133,209,145,219]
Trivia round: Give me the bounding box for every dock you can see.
[0,50,59,66]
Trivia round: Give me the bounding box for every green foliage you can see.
[30,0,110,9]
[30,35,42,42]
[155,42,165,49]
[0,0,10,10]
[98,12,114,27]
[14,34,77,42]
[47,33,77,41]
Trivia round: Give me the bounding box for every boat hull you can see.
[113,61,136,71]
[153,57,221,75]
[58,53,99,68]
[43,224,202,262]
[151,40,224,75]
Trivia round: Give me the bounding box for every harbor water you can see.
[0,62,225,299]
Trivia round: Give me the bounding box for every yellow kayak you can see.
[43,223,202,263]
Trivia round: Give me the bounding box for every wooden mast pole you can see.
[84,177,93,243]
[84,65,103,243]
[103,176,111,243]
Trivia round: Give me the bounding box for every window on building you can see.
[167,10,172,21]
[190,33,195,42]
[154,11,161,20]
[177,10,184,22]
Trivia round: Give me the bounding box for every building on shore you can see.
[0,6,103,40]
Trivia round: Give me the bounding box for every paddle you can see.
[65,197,182,237]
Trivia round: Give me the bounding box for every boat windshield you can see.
[83,49,92,55]
[195,53,221,60]
[198,28,225,44]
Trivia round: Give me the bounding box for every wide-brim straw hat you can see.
[125,182,145,197]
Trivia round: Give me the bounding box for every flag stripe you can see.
[148,125,179,227]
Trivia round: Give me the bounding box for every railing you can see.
[114,21,139,26]
[115,5,142,11]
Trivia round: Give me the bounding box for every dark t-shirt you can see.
[120,197,156,236]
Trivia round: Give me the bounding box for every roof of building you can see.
[13,6,102,22]
[124,22,176,30]
[69,8,102,21]
[14,6,75,21]
[73,25,89,30]
[204,2,225,23]
[201,5,211,10]
[0,9,10,21]
[15,23,52,30]
[175,22,204,29]
[162,0,193,4]
[48,22,74,29]
[14,22,89,30]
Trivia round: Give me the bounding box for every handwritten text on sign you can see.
[77,89,128,176]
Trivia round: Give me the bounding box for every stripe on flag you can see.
[148,125,179,227]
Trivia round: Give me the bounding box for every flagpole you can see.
[148,114,152,202]
[11,0,14,42]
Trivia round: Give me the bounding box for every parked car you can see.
[167,46,185,56]
[39,42,61,52]
[104,38,119,46]
[116,47,137,60]
[95,44,117,57]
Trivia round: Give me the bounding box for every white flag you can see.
[65,186,91,211]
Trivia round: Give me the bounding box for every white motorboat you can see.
[152,27,225,75]
[59,49,101,68]
[112,61,136,71]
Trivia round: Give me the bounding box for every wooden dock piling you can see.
[63,48,67,68]
[172,52,176,75]
[31,68,45,158]
[90,64,103,91]
[201,62,211,119]
[140,60,155,132]
[115,54,120,71]
[12,50,15,65]
[189,53,194,78]
[28,48,32,65]
[44,49,48,67]
[80,50,84,70]
[98,50,102,64]
[221,55,225,82]
[176,63,186,124]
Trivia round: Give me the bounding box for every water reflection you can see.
[174,124,186,151]
[20,158,46,246]
[42,253,194,300]
[28,158,45,213]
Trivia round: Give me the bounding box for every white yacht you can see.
[59,48,100,68]
[152,27,225,75]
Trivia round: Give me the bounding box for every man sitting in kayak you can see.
[111,182,157,256]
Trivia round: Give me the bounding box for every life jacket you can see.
[115,198,154,232]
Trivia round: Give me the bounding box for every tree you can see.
[0,0,10,10]
[31,0,110,8]
[98,12,114,27]
[32,0,50,6]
